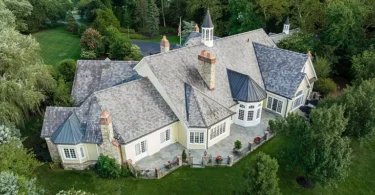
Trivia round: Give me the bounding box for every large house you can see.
[41,10,317,170]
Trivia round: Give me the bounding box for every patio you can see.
[136,110,278,170]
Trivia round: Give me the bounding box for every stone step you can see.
[191,164,204,168]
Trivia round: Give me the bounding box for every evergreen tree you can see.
[92,9,120,34]
[244,152,281,195]
[146,0,159,37]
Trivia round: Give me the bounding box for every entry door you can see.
[135,140,148,161]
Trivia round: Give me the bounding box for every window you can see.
[256,109,261,119]
[238,109,244,120]
[190,132,204,144]
[258,103,261,107]
[240,104,245,108]
[160,129,171,143]
[267,96,283,114]
[135,140,147,156]
[210,123,226,140]
[247,111,254,121]
[292,91,304,110]
[249,105,254,109]
[63,148,77,159]
[80,147,85,158]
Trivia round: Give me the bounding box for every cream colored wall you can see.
[177,121,188,147]
[187,127,207,150]
[124,121,179,164]
[289,77,310,113]
[208,117,232,147]
[86,144,99,161]
[303,60,317,81]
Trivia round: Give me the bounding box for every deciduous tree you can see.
[351,46,375,84]
[229,0,264,35]
[80,28,103,57]
[0,171,44,195]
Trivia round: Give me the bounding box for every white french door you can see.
[135,140,148,161]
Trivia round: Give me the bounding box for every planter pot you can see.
[254,140,261,144]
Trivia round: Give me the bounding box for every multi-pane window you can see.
[80,147,85,158]
[240,104,245,108]
[190,132,204,144]
[238,109,244,120]
[292,91,304,110]
[63,148,77,159]
[256,109,261,119]
[135,140,147,156]
[160,129,171,143]
[267,97,283,114]
[210,122,226,140]
[249,105,254,109]
[247,111,254,121]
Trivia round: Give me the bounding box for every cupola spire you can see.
[283,16,290,34]
[201,9,214,47]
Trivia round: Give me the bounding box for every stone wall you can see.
[62,160,97,170]
[46,138,59,162]
[99,111,123,164]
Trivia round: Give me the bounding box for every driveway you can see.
[131,40,178,56]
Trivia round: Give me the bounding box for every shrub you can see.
[128,33,148,40]
[80,28,103,56]
[57,188,94,195]
[95,155,121,179]
[103,26,122,52]
[120,167,133,177]
[80,50,97,59]
[56,59,76,83]
[314,78,337,96]
[78,24,87,36]
[182,149,187,160]
[109,36,132,60]
[234,140,242,150]
[120,28,136,34]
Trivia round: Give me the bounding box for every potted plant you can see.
[216,155,223,164]
[165,161,171,169]
[233,140,242,154]
[254,136,261,144]
[182,149,187,162]
[208,154,212,164]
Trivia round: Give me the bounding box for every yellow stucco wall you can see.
[86,144,99,161]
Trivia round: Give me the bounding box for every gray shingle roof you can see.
[184,83,235,128]
[72,60,139,105]
[51,113,85,145]
[41,107,75,137]
[94,78,178,143]
[202,9,214,28]
[184,32,220,47]
[142,29,275,127]
[227,69,267,102]
[253,42,308,99]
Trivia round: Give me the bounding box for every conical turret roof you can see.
[202,9,214,28]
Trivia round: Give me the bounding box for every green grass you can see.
[35,136,375,195]
[33,25,81,66]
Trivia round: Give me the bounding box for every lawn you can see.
[36,136,375,195]
[33,25,81,66]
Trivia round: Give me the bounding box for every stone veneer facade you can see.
[62,160,97,170]
[99,111,123,164]
[46,138,59,162]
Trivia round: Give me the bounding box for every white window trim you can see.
[135,140,147,156]
[189,131,205,145]
[266,96,283,114]
[62,148,77,160]
[79,147,86,159]
[291,93,304,111]
[209,122,227,141]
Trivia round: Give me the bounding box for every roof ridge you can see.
[141,28,268,60]
[252,42,309,58]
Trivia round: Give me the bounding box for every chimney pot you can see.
[201,50,207,56]
[160,35,170,53]
[207,52,214,59]
[307,50,312,59]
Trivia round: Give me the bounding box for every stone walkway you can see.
[136,110,278,170]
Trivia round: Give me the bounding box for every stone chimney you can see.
[198,50,216,90]
[194,24,199,32]
[100,110,114,142]
[99,110,122,164]
[160,35,170,53]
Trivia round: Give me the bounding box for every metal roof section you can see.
[285,16,290,25]
[51,113,85,145]
[202,9,214,28]
[227,69,267,102]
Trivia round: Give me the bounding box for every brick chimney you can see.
[194,24,199,32]
[160,35,170,53]
[198,50,216,90]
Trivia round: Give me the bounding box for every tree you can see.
[229,0,264,35]
[0,3,54,125]
[270,105,352,187]
[181,21,196,40]
[0,171,44,195]
[109,36,132,60]
[255,0,290,24]
[103,26,122,52]
[129,44,142,61]
[319,78,375,141]
[78,24,87,36]
[92,9,120,34]
[3,0,32,32]
[314,78,337,96]
[56,59,77,83]
[0,139,43,177]
[80,28,103,57]
[313,57,331,79]
[244,152,281,195]
[278,32,315,54]
[352,46,375,84]
[290,0,324,32]
[0,123,20,144]
[135,0,159,36]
